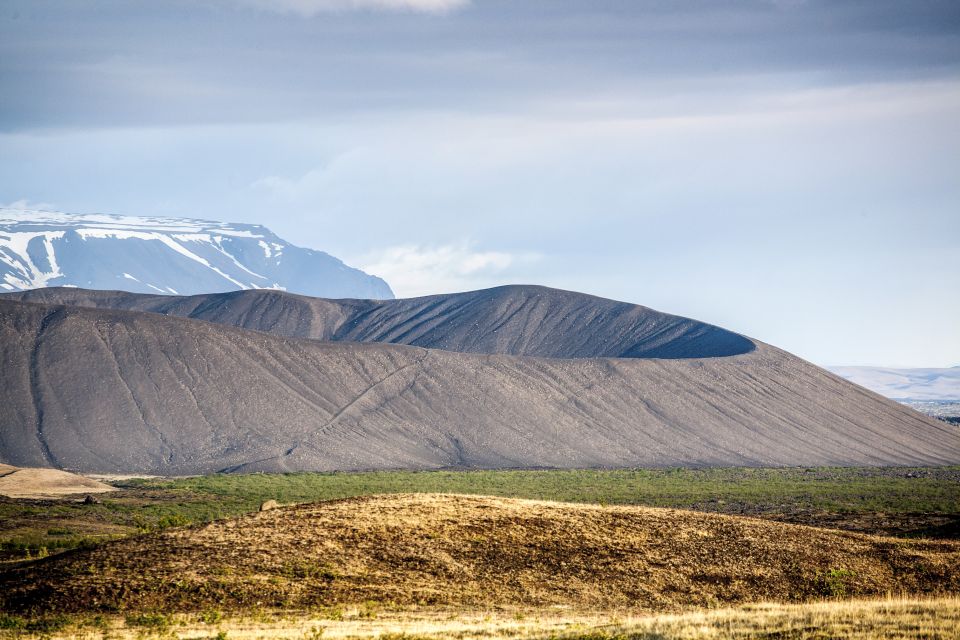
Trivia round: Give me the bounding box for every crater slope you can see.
[1,294,957,474]
[4,285,754,359]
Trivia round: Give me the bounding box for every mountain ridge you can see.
[0,208,393,299]
[2,284,755,359]
[1,290,957,474]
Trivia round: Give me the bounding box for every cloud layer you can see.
[1,1,958,365]
[234,0,468,16]
[356,243,538,298]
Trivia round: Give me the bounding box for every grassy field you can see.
[2,471,959,639]
[1,466,958,561]
[0,597,957,639]
[142,466,960,512]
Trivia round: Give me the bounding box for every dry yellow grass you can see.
[0,466,115,499]
[3,597,959,639]
[3,494,958,615]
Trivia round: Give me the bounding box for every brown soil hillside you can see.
[0,466,115,499]
[2,494,958,615]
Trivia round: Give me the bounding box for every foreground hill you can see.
[0,209,392,299]
[2,494,957,614]
[5,285,753,359]
[1,295,957,473]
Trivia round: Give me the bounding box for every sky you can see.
[1,0,958,367]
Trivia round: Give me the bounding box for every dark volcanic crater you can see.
[1,286,957,474]
[5,285,755,359]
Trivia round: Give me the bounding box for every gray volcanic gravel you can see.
[3,285,754,359]
[1,295,957,474]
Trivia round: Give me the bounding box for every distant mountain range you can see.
[0,209,392,299]
[828,366,960,401]
[2,285,957,474]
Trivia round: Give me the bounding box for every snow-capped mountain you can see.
[0,209,393,299]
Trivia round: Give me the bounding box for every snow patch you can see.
[0,230,65,288]
[171,233,213,243]
[0,208,263,238]
[42,234,63,282]
[211,236,267,280]
[0,207,392,298]
[77,228,249,289]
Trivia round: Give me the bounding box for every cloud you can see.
[251,166,334,201]
[233,0,469,16]
[355,243,539,298]
[1,199,57,211]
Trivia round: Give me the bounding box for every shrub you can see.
[125,612,171,630]
[281,560,338,580]
[315,605,344,621]
[357,600,379,619]
[156,514,191,529]
[0,614,25,630]
[198,608,223,624]
[46,527,74,536]
[25,614,73,633]
[821,567,856,598]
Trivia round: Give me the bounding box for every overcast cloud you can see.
[234,0,469,16]
[1,0,958,366]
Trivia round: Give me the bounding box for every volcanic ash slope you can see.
[4,284,755,359]
[0,288,957,474]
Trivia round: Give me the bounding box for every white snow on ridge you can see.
[0,207,394,299]
[75,228,250,289]
[43,234,62,283]
[210,236,268,280]
[0,208,263,238]
[0,230,65,289]
[1,210,265,291]
[153,235,249,289]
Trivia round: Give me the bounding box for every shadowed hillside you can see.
[1,297,957,474]
[3,285,755,359]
